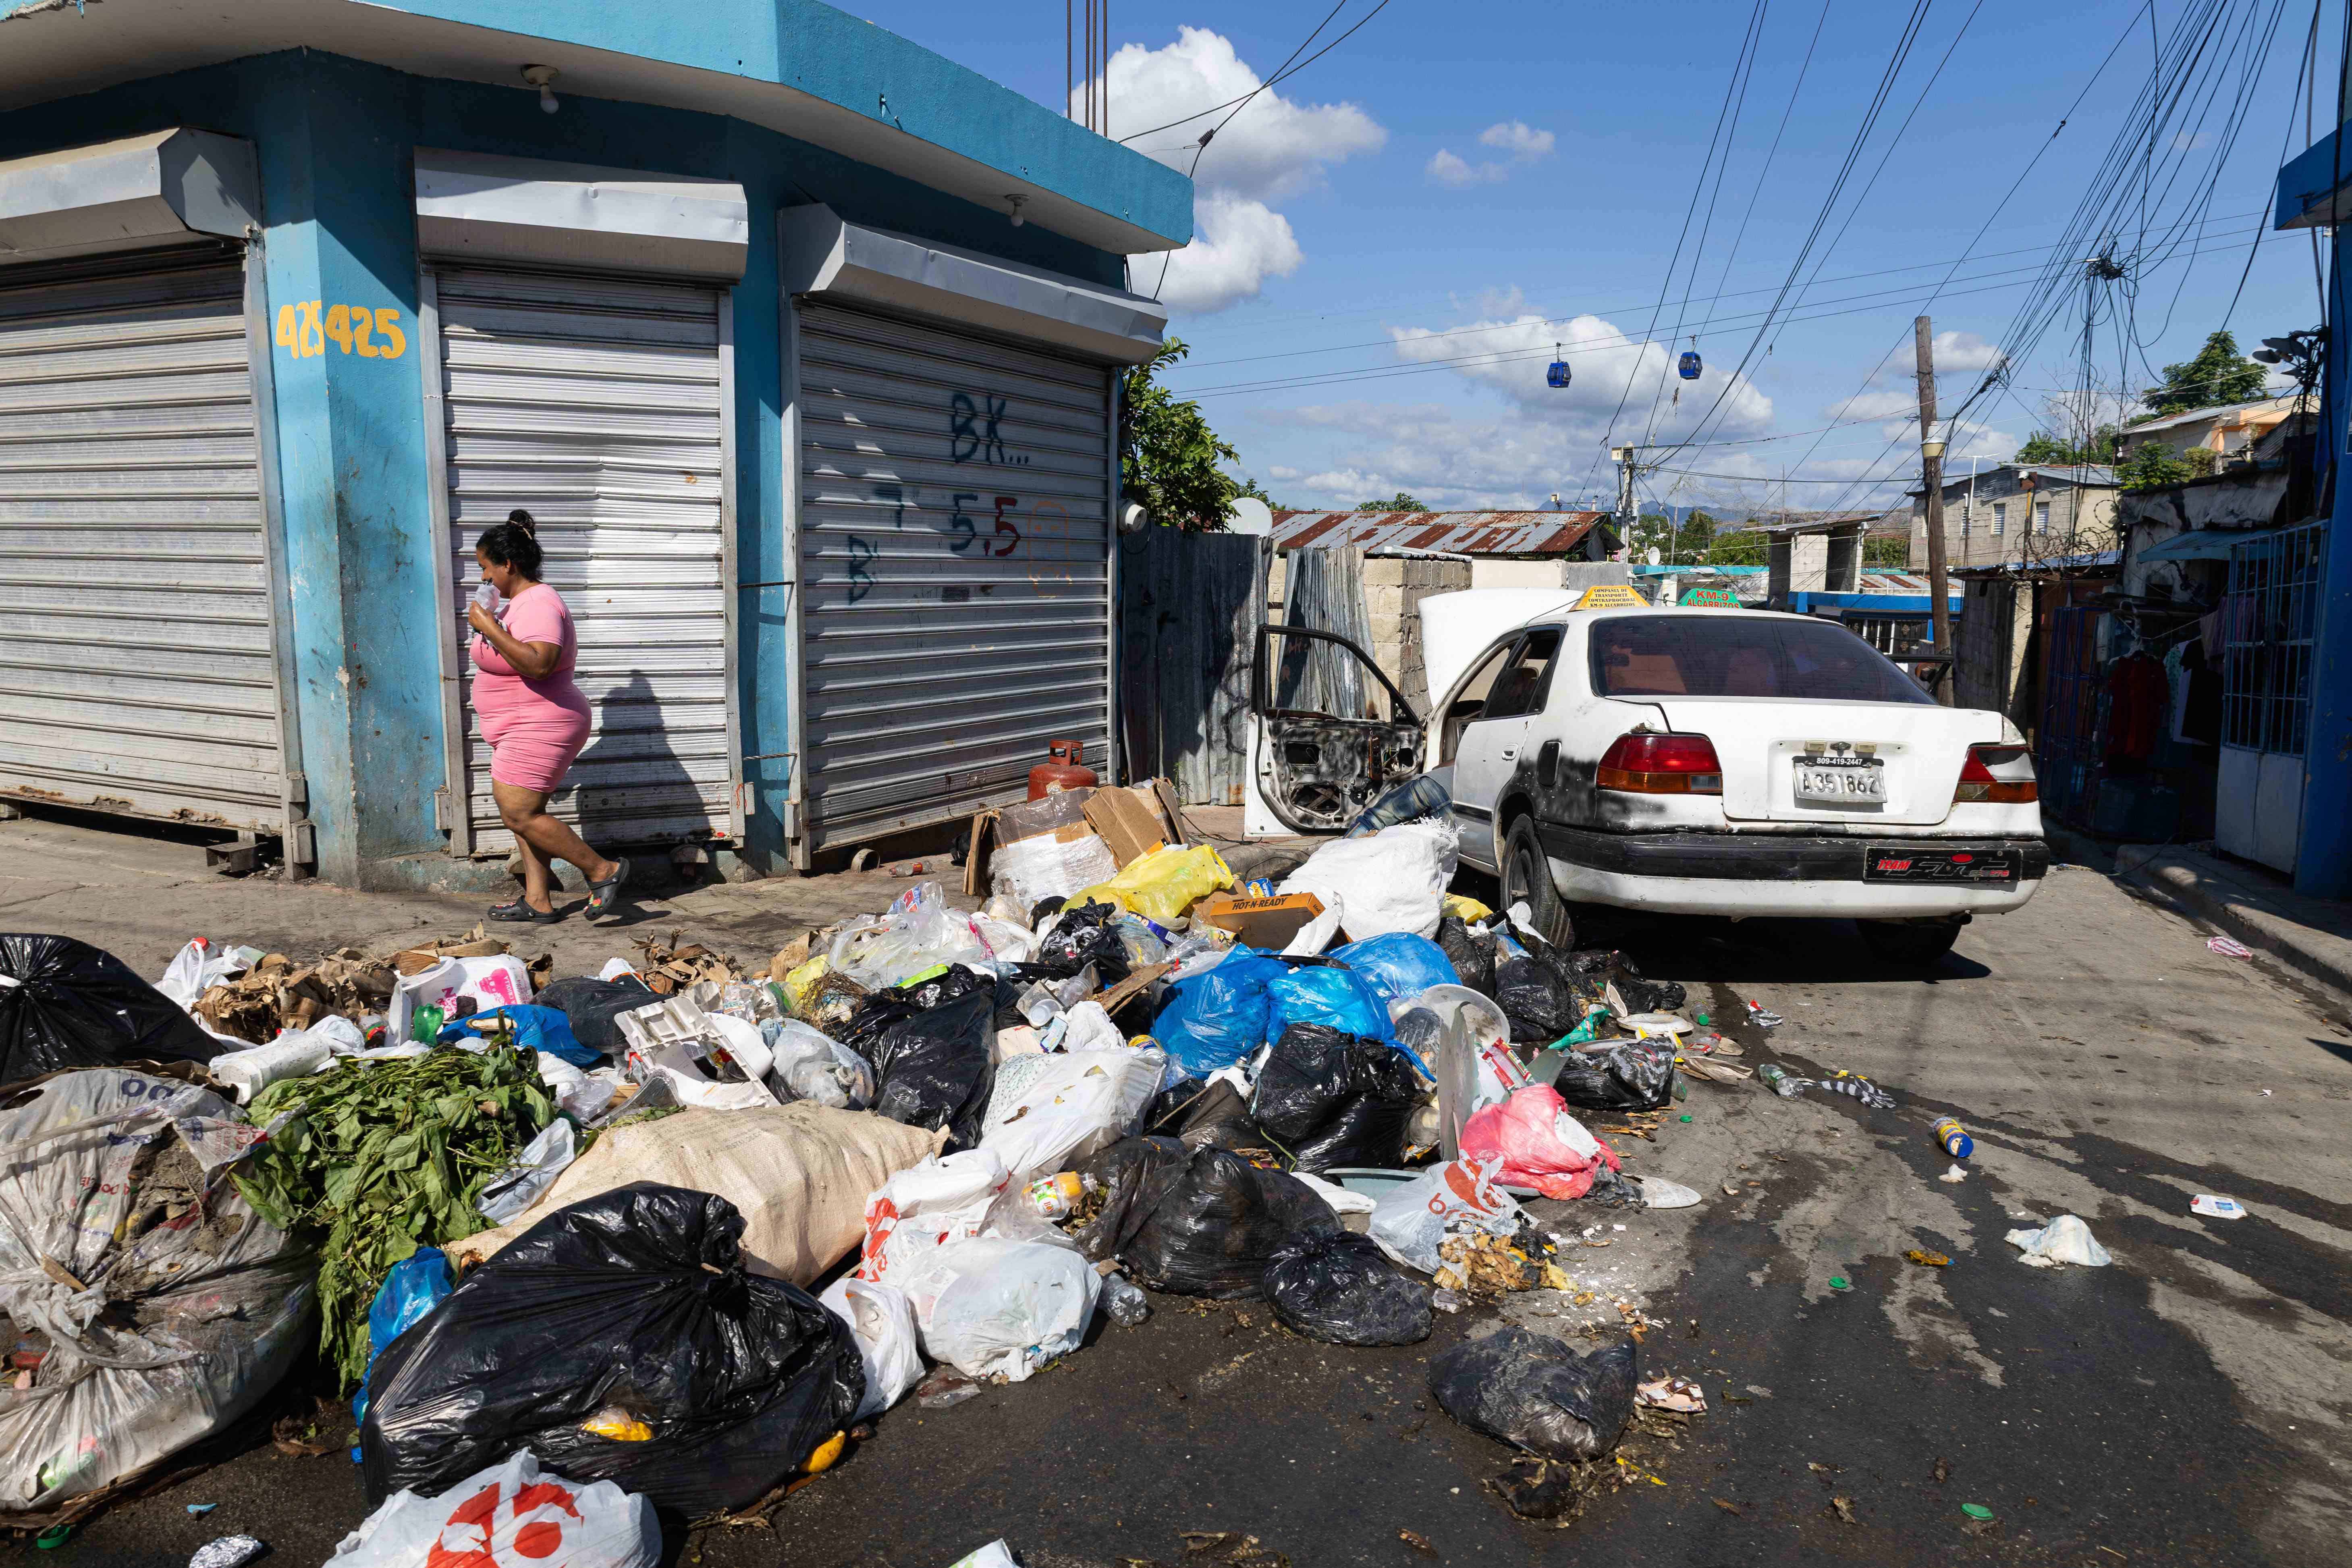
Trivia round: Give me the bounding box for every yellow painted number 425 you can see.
[275,301,405,360]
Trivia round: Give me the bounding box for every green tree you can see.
[1356,492,1428,513]
[1706,529,1769,566]
[1233,474,1288,512]
[2115,440,2203,492]
[1120,338,1244,530]
[2014,427,2117,466]
[1670,509,1719,561]
[1863,532,1910,566]
[2139,329,2268,418]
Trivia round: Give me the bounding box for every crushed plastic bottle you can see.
[1100,1271,1152,1327]
[1758,1063,1805,1099]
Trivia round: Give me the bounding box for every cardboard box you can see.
[965,814,1106,898]
[1083,783,1181,867]
[995,789,1096,844]
[1192,891,1327,951]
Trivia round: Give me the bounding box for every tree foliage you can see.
[1863,532,1910,566]
[1120,338,1244,530]
[2139,329,2268,418]
[2115,440,2210,492]
[1356,492,1429,513]
[2014,427,2117,466]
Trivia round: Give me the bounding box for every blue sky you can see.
[864,0,2329,515]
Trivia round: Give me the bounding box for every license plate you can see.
[1864,847,2022,883]
[1794,761,1884,803]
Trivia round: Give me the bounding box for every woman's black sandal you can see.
[488,898,564,924]
[585,858,632,920]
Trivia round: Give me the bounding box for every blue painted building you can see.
[0,0,1187,887]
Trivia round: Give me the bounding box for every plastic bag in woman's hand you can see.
[1428,1327,1639,1461]
[1264,1229,1431,1345]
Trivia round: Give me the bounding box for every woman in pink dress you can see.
[465,511,631,922]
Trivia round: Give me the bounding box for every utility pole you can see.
[1611,445,1640,552]
[1914,315,1952,701]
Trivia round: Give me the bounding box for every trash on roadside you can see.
[616,993,778,1111]
[1276,818,1459,940]
[535,974,657,1058]
[1960,1503,1995,1520]
[1433,1227,1570,1296]
[1150,951,1289,1080]
[1070,843,1234,924]
[899,1236,1101,1381]
[1263,964,1395,1046]
[980,1046,1165,1184]
[2190,1194,2246,1220]
[1365,1157,1523,1275]
[915,1367,982,1410]
[1933,1117,1973,1159]
[1327,933,1459,1007]
[855,1148,1014,1289]
[945,1541,1020,1568]
[352,1248,455,1429]
[463,1103,942,1286]
[1633,1177,1701,1208]
[1250,1023,1422,1173]
[1458,1085,1619,1200]
[1428,1327,1640,1461]
[765,1018,876,1110]
[328,1450,658,1568]
[361,1185,863,1517]
[627,930,746,994]
[0,1072,312,1513]
[1,933,227,1079]
[1070,1139,1337,1299]
[1263,1229,1432,1345]
[2206,935,2253,958]
[1550,1041,1676,1114]
[1904,1249,1951,1267]
[1816,1071,1896,1109]
[189,1536,267,1568]
[843,972,999,1148]
[475,1117,579,1224]
[1745,1000,1783,1029]
[2005,1214,2113,1268]
[818,1277,923,1420]
[1635,1376,1706,1413]
[1939,1163,1968,1183]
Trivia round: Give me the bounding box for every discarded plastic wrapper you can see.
[946,1543,1020,1568]
[819,1277,924,1420]
[898,1237,1100,1382]
[980,1047,1165,1184]
[1459,1085,1619,1200]
[1366,1157,1523,1275]
[329,1450,657,1568]
[2190,1194,2246,1220]
[2005,1213,2113,1268]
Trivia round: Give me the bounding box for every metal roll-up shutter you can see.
[796,299,1113,849]
[0,247,292,830]
[432,264,736,854]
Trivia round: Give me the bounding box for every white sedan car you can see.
[1420,600,2045,966]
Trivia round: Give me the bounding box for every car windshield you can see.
[1590,615,1938,706]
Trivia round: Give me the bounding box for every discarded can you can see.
[1933,1117,1973,1160]
[1758,1063,1803,1099]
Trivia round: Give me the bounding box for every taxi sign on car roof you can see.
[1571,584,1650,609]
[1678,585,1742,607]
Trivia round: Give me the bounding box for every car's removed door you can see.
[1251,625,1424,833]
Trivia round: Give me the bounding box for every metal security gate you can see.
[424,264,739,855]
[2035,604,2105,828]
[2217,520,2324,871]
[0,247,295,833]
[793,299,1114,852]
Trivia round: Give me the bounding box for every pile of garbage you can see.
[0,777,1771,1557]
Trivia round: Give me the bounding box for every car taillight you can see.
[1955,743,2037,804]
[1597,733,1722,794]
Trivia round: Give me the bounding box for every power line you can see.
[1114,0,1391,144]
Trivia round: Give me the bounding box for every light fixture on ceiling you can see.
[522,64,560,114]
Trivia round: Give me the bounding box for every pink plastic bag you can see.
[1459,1085,1619,1200]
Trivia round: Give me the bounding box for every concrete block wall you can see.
[1362,555,1472,710]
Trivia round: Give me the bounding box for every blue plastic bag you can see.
[1152,951,1290,1079]
[1265,964,1394,1044]
[436,1003,598,1066]
[351,1246,453,1430]
[1329,933,1459,1007]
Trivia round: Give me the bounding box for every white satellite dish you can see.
[1645,546,1662,565]
[1226,496,1274,536]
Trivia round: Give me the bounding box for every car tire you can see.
[1857,918,1963,968]
[1500,816,1575,949]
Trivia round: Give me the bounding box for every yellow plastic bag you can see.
[1071,843,1235,924]
[1442,893,1494,924]
[782,954,831,1009]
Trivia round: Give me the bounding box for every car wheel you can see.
[1500,816,1575,949]
[1857,918,1963,968]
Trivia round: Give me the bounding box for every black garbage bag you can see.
[1264,1229,1431,1346]
[1075,1141,1338,1299]
[360,1182,862,1516]
[534,974,655,1059]
[1033,899,1131,985]
[1144,1078,1266,1153]
[1612,959,1687,1014]
[851,983,995,1150]
[1250,1023,1422,1172]
[1550,1040,1676,1113]
[0,934,221,1082]
[1428,1327,1639,1462]
[1434,916,1495,997]
[1068,1135,1194,1262]
[1493,947,1580,1044]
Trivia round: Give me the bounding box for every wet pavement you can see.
[6,811,2348,1567]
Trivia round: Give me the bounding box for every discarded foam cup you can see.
[2189,1194,2246,1220]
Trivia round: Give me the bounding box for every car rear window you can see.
[1590,615,1938,705]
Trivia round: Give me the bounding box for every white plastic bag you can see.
[1366,1157,1523,1274]
[450,953,534,1011]
[1059,1000,1125,1053]
[1281,895,1345,955]
[477,1117,578,1224]
[154,938,255,1010]
[764,1019,875,1110]
[818,1277,924,1420]
[1277,818,1459,939]
[830,882,1007,989]
[2005,1213,2113,1268]
[906,1238,1100,1381]
[327,1450,657,1568]
[854,1149,1013,1287]
[980,1048,1165,1182]
[989,831,1121,912]
[947,1543,1020,1568]
[208,1015,363,1104]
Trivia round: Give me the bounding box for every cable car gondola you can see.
[1547,341,1571,388]
[1678,347,1702,380]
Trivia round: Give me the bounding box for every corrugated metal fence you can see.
[1116,527,1268,805]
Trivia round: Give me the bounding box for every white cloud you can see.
[1428,149,1507,187]
[1478,121,1556,159]
[1098,28,1382,313]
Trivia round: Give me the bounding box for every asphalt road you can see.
[7,818,2348,1568]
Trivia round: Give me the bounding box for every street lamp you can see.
[1920,438,1947,460]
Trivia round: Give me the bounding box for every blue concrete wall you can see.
[0,46,1158,884]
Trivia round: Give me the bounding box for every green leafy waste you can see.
[232,1046,553,1390]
